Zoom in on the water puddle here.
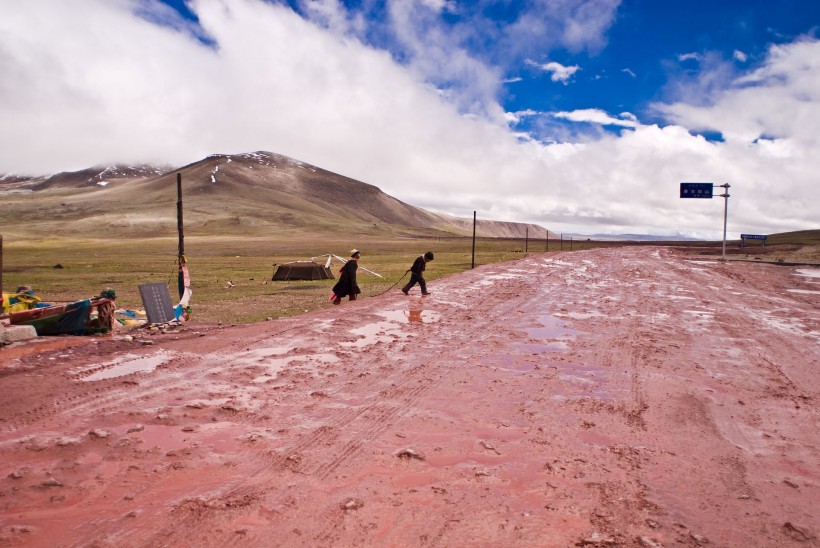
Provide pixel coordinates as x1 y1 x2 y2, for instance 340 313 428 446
77 351 177 381
126 421 260 454
794 268 820 280
341 321 413 349
377 308 441 324
523 315 579 340
251 352 340 383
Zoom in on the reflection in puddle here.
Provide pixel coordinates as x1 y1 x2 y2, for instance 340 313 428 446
78 351 177 381
377 308 441 324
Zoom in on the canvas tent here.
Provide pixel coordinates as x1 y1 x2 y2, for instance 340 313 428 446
272 261 334 281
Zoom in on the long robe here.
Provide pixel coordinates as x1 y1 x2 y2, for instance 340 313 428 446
332 259 360 298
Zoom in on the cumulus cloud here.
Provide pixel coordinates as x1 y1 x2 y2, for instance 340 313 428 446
553 109 639 127
0 0 817 237
526 59 581 83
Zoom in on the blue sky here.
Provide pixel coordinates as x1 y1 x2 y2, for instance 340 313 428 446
2 0 819 237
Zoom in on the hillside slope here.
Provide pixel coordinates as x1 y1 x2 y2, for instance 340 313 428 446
0 152 552 240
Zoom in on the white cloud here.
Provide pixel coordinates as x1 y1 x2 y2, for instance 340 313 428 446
553 109 638 128
733 49 748 62
526 59 581 83
678 52 701 62
622 67 636 78
0 0 817 238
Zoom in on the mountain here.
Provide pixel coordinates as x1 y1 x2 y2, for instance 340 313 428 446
0 151 553 241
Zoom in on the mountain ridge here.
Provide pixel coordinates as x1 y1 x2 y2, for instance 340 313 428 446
0 151 554 241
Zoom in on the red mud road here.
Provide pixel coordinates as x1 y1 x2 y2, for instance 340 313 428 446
1 247 819 547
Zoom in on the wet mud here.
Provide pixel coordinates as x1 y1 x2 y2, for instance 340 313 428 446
1 247 818 546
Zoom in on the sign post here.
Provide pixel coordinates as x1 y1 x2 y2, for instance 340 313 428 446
740 234 767 247
680 182 731 261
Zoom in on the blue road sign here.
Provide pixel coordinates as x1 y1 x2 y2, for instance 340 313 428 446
740 234 767 240
680 182 713 198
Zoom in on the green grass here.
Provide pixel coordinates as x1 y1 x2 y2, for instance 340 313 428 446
1 234 576 324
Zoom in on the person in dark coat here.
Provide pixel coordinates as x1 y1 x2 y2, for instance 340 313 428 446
401 251 434 295
331 250 361 304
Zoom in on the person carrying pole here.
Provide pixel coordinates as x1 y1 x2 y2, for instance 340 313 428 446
401 251 434 296
331 249 362 305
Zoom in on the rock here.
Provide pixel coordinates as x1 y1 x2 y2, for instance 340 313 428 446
395 448 425 461
341 498 364 511
8 471 23 479
0 324 38 345
41 477 63 487
690 532 709 545
577 532 616 545
89 429 111 439
638 536 662 547
56 437 81 447
126 424 145 434
782 522 815 542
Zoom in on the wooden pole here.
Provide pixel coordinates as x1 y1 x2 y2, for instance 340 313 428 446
471 211 476 269
177 173 184 257
525 226 528 254
0 234 3 297
177 173 185 299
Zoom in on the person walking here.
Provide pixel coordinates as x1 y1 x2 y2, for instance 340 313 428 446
402 251 434 295
331 249 362 305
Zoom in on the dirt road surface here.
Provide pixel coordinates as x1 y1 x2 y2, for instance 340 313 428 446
1 247 818 547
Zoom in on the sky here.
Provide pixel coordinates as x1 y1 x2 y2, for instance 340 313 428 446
1 0 819 238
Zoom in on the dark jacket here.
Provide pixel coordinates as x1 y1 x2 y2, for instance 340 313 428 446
332 260 360 298
410 256 426 275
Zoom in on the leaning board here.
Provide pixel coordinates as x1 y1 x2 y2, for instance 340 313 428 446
139 283 175 324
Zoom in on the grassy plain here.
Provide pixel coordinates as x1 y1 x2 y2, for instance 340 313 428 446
0 234 600 324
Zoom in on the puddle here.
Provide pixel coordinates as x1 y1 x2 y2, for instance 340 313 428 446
794 268 820 280
377 308 441 324
523 315 579 339
127 421 260 454
549 362 612 401
77 351 176 381
557 311 605 320
243 346 293 360
251 353 339 382
341 321 412 349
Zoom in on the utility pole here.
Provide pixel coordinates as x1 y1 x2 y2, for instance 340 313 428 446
718 183 730 261
471 211 476 269
177 173 185 298
525 226 528 254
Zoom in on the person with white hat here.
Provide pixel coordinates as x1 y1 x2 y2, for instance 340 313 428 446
331 249 362 305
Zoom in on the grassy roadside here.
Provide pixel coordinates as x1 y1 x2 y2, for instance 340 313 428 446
0 234 601 324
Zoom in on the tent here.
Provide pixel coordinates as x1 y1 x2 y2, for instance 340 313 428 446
272 261 334 281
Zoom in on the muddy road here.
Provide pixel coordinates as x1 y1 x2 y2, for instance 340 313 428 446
1 247 818 547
